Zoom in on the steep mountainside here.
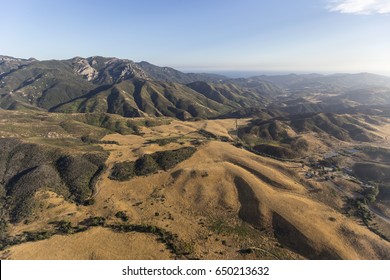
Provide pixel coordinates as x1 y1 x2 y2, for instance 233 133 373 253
0 59 94 110
52 79 232 119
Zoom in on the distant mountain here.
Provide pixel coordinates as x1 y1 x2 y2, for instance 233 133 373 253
137 61 227 83
251 73 390 94
254 73 390 115
186 81 278 108
71 57 228 84
246 73 323 88
0 55 283 119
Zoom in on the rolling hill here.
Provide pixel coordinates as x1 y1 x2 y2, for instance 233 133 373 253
237 112 383 159
1 113 389 260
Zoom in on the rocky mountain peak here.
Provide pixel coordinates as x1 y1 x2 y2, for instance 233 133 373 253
71 56 150 83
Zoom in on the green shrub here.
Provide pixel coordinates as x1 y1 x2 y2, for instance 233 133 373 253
83 198 95 206
153 147 196 171
109 161 136 181
0 218 8 242
81 135 118 145
148 137 180 146
362 185 379 203
24 231 53 242
115 211 129 222
135 154 159 176
198 129 218 139
56 220 73 234
82 216 106 227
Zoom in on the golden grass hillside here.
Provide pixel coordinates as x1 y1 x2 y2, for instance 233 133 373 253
1 117 389 260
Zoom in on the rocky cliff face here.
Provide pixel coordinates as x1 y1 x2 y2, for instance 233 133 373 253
71 56 150 84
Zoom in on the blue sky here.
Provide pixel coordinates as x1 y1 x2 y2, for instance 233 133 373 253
1 0 389 74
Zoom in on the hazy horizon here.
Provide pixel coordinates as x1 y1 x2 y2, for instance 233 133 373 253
3 53 390 80
3 53 390 78
176 68 390 78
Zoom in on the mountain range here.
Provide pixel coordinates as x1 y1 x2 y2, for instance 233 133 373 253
2 55 390 120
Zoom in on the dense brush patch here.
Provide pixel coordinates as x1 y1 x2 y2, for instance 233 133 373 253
0 138 108 222
110 147 197 181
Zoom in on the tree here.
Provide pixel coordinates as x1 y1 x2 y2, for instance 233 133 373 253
363 184 379 203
